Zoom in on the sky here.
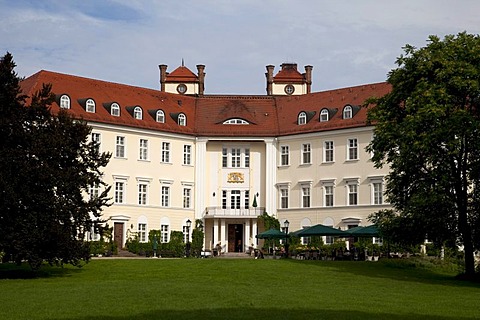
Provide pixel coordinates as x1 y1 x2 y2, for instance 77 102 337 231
1 0 480 95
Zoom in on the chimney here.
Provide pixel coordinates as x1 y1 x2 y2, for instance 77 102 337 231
265 65 274 95
196 64 206 95
158 64 168 92
304 65 313 94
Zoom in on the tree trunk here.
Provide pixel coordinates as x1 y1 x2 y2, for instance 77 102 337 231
458 207 475 276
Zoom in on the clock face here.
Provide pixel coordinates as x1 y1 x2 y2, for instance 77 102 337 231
177 84 187 94
284 84 295 95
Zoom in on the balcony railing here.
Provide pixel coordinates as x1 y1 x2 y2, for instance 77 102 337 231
203 206 264 218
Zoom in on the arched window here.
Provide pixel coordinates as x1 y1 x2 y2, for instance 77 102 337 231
86 99 95 113
60 95 70 109
133 106 142 120
156 110 165 123
223 118 249 125
320 109 329 122
111 103 120 117
178 113 186 126
298 112 307 125
343 105 352 119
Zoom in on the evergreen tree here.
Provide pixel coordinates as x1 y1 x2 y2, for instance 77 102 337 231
0 53 111 269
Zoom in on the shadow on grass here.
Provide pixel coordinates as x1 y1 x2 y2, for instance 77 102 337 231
55 307 473 320
0 262 83 279
285 258 480 288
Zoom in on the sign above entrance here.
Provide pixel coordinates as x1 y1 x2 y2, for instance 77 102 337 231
227 172 244 183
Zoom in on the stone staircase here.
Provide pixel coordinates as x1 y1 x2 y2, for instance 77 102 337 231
216 252 254 259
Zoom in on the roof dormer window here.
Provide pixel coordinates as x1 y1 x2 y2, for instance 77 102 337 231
298 112 307 125
223 118 249 125
178 113 186 126
60 95 70 109
111 103 120 117
156 110 165 123
134 106 142 120
86 99 95 113
320 109 329 122
343 105 353 119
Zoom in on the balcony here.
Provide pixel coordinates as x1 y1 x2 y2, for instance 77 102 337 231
203 206 264 218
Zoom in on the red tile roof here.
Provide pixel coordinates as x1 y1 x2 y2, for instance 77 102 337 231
165 66 198 83
273 65 305 84
20 70 390 138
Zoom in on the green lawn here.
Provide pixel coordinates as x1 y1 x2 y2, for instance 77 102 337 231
0 258 479 320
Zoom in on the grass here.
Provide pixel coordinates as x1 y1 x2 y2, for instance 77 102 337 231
0 258 479 320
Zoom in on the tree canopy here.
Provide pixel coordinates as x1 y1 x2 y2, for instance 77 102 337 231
367 32 480 276
0 52 111 269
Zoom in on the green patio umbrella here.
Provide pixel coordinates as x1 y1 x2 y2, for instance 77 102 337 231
294 224 348 237
346 225 380 237
256 228 287 239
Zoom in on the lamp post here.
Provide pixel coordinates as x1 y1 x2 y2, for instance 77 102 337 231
186 219 192 258
284 220 290 258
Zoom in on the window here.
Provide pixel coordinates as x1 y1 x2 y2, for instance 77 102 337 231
302 143 311 164
139 139 148 160
115 136 125 158
324 141 334 162
60 95 70 109
162 142 170 163
222 190 227 209
156 110 165 123
230 190 241 209
298 112 307 125
183 188 191 208
161 186 170 207
178 113 186 126
223 118 249 124
324 185 334 207
302 186 311 208
183 145 192 165
111 103 120 117
373 182 383 205
91 132 101 151
244 190 250 209
183 225 189 243
138 183 147 205
231 148 241 168
280 188 289 209
134 106 142 120
161 224 169 243
86 99 95 113
343 105 352 119
320 109 329 122
348 184 358 205
89 183 100 200
138 223 147 242
285 84 295 95
347 138 358 160
115 181 125 204
222 148 228 168
280 146 289 166
244 148 250 168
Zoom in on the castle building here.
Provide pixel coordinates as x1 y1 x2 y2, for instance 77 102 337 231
20 62 391 253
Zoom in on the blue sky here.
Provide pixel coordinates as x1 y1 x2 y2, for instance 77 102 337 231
1 0 480 94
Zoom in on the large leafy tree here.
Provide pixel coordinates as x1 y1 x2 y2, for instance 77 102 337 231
0 52 111 269
367 32 480 276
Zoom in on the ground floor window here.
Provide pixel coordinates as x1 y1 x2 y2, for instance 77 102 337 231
138 223 147 242
161 224 169 243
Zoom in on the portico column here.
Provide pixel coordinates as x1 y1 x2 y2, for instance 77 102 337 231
252 220 258 246
220 219 226 252
245 219 251 249
213 219 219 250
195 138 207 220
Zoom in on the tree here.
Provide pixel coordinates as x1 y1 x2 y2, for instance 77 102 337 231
367 32 480 276
0 52 111 269
191 219 204 258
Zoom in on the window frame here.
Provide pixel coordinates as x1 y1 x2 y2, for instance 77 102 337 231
86 98 95 113
161 142 171 163
301 185 311 208
60 95 70 109
134 106 143 120
161 186 170 207
320 109 329 122
324 140 334 163
301 143 311 164
115 136 126 158
183 188 191 209
183 145 192 165
343 105 353 119
139 139 149 161
280 145 290 166
138 223 147 242
111 103 120 117
178 113 186 126
156 110 165 123
114 181 126 204
298 112 307 125
280 187 289 209
347 138 358 160
138 183 148 205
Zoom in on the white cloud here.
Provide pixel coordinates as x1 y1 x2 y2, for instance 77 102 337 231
1 0 479 94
